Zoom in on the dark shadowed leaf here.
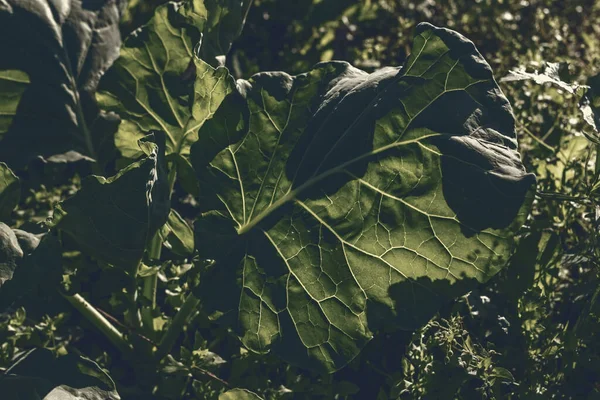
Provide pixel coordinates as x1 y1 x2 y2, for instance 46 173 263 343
0 231 62 311
0 0 125 167
0 222 23 286
0 348 120 400
191 23 535 372
200 0 253 66
48 133 170 271
168 153 200 196
0 162 20 220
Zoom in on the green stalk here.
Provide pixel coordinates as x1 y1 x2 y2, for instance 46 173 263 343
62 292 132 356
141 233 162 332
141 166 178 333
155 293 200 361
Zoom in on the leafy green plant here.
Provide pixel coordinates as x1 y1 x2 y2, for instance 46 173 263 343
8 0 591 399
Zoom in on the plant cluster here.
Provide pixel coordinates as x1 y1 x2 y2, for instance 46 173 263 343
0 0 598 399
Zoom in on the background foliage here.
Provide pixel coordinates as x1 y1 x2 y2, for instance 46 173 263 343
1 0 600 399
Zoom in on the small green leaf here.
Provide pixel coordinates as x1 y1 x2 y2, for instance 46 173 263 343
0 348 120 400
219 388 264 400
0 162 20 219
163 209 195 257
49 133 170 271
490 366 515 381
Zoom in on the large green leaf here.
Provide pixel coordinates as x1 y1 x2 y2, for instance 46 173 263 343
49 133 170 271
97 0 248 162
0 349 120 400
0 0 125 167
0 162 20 220
191 23 536 372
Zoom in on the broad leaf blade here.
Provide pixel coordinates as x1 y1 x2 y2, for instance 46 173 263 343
0 349 120 400
97 0 238 161
0 162 20 220
192 23 536 372
49 133 170 271
0 0 125 167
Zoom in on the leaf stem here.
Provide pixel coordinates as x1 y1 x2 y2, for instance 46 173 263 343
62 292 132 356
141 233 162 332
155 293 200 361
141 166 178 333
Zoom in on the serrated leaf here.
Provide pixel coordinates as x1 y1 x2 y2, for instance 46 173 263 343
500 62 583 94
97 0 242 162
0 349 120 400
0 0 125 167
49 133 170 271
191 23 536 372
0 162 20 220
219 388 264 400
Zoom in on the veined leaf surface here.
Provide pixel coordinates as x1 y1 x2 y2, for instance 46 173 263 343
192 23 536 372
97 0 248 161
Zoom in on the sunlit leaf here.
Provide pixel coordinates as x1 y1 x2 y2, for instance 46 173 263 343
192 23 535 372
97 0 249 162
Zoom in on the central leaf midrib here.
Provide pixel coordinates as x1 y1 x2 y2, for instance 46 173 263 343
236 134 441 235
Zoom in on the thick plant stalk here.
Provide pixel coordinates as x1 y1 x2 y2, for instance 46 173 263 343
62 292 132 356
155 293 200 361
141 167 178 333
141 232 162 332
